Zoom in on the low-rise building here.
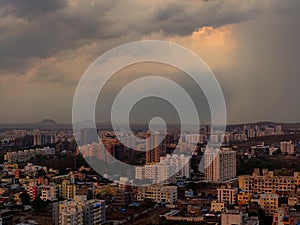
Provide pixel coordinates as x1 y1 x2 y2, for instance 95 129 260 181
260 194 279 216
39 183 58 201
137 185 177 204
113 190 131 207
211 201 225 212
238 192 252 205
4 147 55 163
288 189 300 206
239 168 300 196
0 210 15 225
217 184 237 206
61 180 77 200
53 195 106 225
273 205 300 225
221 211 242 225
26 182 38 200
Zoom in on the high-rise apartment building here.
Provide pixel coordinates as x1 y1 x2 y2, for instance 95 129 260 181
265 127 275 136
33 130 54 146
80 128 98 146
146 131 166 164
247 128 256 138
141 163 176 184
275 125 282 134
185 134 200 144
160 154 191 178
204 148 236 182
280 141 294 154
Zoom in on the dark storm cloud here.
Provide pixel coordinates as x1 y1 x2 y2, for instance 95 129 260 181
149 1 262 35
0 1 120 72
0 0 279 74
0 0 68 17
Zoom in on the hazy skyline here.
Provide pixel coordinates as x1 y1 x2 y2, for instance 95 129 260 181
1 0 300 124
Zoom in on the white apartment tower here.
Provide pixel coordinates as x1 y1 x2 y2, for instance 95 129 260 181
204 148 236 182
142 163 175 185
280 141 294 154
160 154 191 178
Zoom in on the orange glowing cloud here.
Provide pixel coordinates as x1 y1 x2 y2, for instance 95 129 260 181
169 25 237 71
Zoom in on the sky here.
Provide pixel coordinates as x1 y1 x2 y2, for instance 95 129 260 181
0 0 300 124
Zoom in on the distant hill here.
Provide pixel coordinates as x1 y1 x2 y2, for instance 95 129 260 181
0 119 72 129
36 119 58 125
1 119 300 130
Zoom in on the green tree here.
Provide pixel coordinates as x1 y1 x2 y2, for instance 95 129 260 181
32 195 50 211
19 191 31 205
186 182 197 191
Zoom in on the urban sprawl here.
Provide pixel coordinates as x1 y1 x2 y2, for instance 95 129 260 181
0 122 300 225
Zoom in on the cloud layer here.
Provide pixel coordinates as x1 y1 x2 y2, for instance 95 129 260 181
0 0 300 123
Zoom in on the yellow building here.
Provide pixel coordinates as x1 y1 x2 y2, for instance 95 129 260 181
238 192 252 205
61 180 77 200
94 184 117 197
211 201 225 212
260 194 278 216
53 197 84 225
239 168 300 196
14 192 22 205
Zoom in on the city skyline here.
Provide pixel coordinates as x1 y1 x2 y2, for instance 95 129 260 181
1 1 300 225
